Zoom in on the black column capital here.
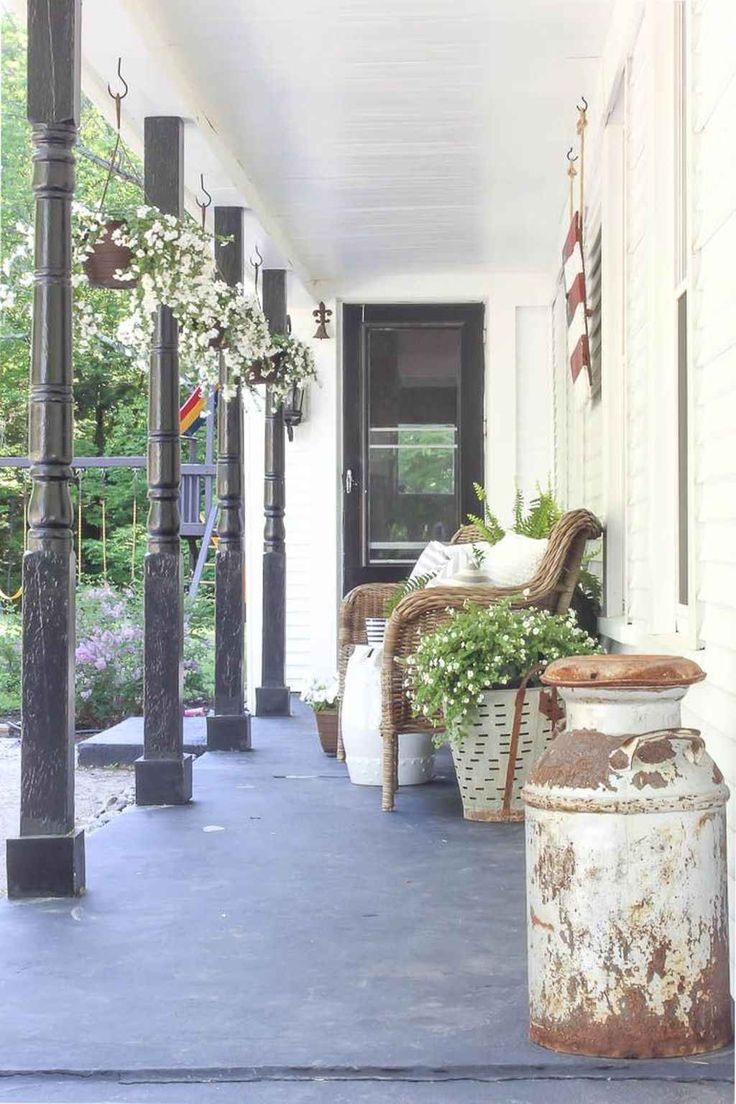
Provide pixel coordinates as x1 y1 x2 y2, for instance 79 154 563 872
143 117 184 217
27 0 81 126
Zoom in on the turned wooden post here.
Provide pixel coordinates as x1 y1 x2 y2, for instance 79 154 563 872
206 207 250 750
6 0 85 899
135 117 193 805
255 270 290 716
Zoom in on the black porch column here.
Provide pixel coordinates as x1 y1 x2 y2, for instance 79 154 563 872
135 117 192 805
255 270 290 716
206 208 250 750
6 0 85 898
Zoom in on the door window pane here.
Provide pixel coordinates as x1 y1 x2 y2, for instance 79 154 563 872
366 327 460 563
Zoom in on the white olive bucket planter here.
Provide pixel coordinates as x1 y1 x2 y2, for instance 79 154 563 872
342 644 434 786
451 686 557 821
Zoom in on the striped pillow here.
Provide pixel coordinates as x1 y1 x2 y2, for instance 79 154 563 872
409 541 451 582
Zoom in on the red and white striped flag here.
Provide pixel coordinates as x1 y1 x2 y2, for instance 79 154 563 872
562 211 590 385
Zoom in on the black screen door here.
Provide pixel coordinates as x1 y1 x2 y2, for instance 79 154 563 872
342 303 484 594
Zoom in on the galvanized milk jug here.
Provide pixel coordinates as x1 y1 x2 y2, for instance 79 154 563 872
523 654 732 1058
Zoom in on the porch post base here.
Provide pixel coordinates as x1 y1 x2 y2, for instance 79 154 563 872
255 686 291 717
206 713 252 751
135 754 194 806
6 829 86 899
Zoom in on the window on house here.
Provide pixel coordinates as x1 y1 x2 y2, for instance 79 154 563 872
674 0 690 612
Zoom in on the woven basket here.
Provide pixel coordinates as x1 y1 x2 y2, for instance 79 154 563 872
83 219 137 290
314 710 338 756
451 687 557 822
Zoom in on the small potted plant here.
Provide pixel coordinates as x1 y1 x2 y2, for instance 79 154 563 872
404 600 599 821
301 675 340 755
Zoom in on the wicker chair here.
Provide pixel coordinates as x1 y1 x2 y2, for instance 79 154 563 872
337 508 602 811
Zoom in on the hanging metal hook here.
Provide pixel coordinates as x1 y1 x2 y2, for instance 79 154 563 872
196 174 212 230
107 58 129 131
577 95 589 113
250 244 263 297
566 147 578 163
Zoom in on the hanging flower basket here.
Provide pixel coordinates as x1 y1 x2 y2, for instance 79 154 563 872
243 335 316 406
82 218 138 290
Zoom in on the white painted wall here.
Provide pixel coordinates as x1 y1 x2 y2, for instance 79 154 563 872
516 306 554 500
552 0 736 974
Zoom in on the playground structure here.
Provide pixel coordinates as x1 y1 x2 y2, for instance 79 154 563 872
0 384 219 600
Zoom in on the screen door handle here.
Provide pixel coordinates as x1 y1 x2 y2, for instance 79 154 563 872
344 468 357 494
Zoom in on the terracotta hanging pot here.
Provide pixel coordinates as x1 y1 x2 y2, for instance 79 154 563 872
83 219 137 290
246 348 286 387
209 325 227 351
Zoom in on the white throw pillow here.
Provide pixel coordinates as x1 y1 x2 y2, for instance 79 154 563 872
484 532 547 587
409 540 451 581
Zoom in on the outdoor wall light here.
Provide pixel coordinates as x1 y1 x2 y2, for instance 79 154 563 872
283 382 306 441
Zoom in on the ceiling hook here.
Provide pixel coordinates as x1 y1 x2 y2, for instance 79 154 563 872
107 58 129 133
577 95 588 113
249 244 263 297
196 174 212 230
566 147 578 163
107 57 129 101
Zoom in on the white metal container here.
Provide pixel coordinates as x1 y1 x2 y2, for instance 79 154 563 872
523 655 732 1058
341 645 434 786
452 687 558 821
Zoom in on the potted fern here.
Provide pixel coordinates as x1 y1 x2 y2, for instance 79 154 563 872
468 482 602 634
404 600 599 821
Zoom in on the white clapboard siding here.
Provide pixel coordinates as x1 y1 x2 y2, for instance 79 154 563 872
691 0 736 937
553 1 736 966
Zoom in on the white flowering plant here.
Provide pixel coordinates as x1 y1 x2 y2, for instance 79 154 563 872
77 207 273 392
300 674 340 713
246 332 317 407
404 600 600 748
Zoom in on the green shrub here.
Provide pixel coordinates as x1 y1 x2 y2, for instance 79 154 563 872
0 604 22 713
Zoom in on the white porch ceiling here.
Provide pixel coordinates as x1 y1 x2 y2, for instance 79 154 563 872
27 0 613 291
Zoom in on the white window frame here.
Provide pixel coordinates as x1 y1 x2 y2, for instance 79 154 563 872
673 0 699 647
601 70 627 621
599 0 701 654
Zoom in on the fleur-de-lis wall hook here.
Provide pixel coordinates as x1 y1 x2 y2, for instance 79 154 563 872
313 301 332 339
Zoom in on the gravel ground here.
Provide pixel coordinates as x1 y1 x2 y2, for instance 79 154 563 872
0 733 134 897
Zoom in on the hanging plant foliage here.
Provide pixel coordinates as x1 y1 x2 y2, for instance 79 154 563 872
244 333 318 407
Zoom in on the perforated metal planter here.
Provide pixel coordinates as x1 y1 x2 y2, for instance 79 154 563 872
452 687 557 821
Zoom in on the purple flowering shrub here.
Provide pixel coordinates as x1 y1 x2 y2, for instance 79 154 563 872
75 585 212 728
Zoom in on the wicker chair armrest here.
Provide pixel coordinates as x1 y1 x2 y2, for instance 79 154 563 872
339 582 402 648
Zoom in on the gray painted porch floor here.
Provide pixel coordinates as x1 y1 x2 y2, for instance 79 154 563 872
0 702 732 1103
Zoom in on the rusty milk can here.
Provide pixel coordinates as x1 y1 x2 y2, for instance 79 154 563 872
522 654 732 1058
